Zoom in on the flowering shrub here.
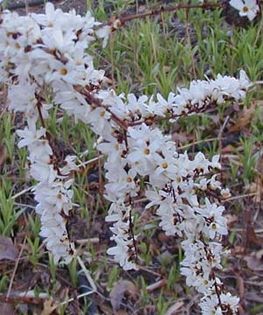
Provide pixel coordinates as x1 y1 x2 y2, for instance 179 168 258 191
0 2 254 314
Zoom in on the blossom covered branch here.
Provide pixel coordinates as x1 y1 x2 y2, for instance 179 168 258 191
0 2 252 314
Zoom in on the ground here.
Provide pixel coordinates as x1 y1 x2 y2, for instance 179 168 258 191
0 1 263 315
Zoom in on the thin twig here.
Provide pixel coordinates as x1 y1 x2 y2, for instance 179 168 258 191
137 266 162 277
77 155 104 168
146 279 166 292
76 238 100 245
6 237 27 299
11 186 34 200
58 291 95 307
224 193 257 202
77 256 97 292
179 137 220 150
110 3 221 28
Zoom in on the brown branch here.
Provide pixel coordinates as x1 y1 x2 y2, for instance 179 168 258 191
109 2 221 28
0 293 46 305
35 99 46 129
75 84 220 134
126 101 217 128
75 86 129 131
201 234 224 311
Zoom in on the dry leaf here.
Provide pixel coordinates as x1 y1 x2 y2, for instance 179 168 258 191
172 132 189 144
229 102 257 132
0 303 16 315
246 225 263 246
165 301 184 315
244 251 263 271
0 144 6 168
110 280 138 311
233 271 245 299
225 214 238 228
0 86 8 114
0 236 18 261
254 149 263 203
246 292 263 303
40 299 57 315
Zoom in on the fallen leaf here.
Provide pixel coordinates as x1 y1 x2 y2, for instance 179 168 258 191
246 292 263 303
256 249 263 260
244 251 263 271
225 214 238 228
231 246 246 255
233 271 245 299
110 280 138 311
172 132 190 144
0 144 6 168
40 299 57 315
229 102 257 132
0 303 16 315
146 279 166 292
165 301 184 315
0 236 18 261
0 86 8 114
246 225 263 246
254 149 263 203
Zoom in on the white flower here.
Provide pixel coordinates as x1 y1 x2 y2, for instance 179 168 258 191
197 199 228 239
200 292 239 315
17 126 46 148
157 201 182 236
86 107 113 140
127 124 165 176
8 83 38 118
60 155 78 175
106 203 137 270
30 161 57 183
220 293 240 313
229 0 259 21
96 25 111 48
31 2 60 27
97 139 125 163
199 294 221 315
107 236 137 270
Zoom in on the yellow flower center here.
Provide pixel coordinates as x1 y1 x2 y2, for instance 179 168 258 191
162 162 168 169
211 223 217 230
144 148 150 155
242 6 249 13
59 67 68 76
127 176 133 182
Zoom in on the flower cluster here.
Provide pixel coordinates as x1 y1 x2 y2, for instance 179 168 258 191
96 70 250 124
0 3 252 314
95 72 250 314
229 0 260 21
0 3 109 262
